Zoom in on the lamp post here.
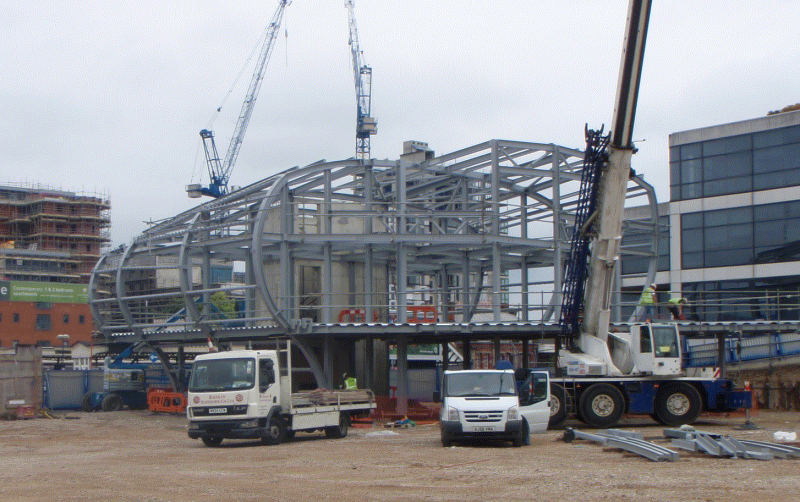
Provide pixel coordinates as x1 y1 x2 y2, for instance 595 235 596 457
56 333 70 370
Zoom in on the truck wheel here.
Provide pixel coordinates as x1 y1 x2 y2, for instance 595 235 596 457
202 436 223 447
548 384 568 428
262 416 287 445
655 383 702 427
578 383 624 428
101 394 123 412
325 413 350 439
81 393 95 412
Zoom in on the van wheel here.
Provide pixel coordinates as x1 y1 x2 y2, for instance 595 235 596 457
202 436 223 447
548 384 567 428
578 383 624 428
441 430 453 447
325 413 350 439
513 419 529 447
262 416 287 445
655 383 702 427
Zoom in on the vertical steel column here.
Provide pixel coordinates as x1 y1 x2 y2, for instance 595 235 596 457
396 334 408 415
364 165 374 324
520 193 529 321
491 141 502 321
280 187 292 318
201 211 211 325
493 337 501 368
521 339 529 370
397 161 408 324
323 171 333 323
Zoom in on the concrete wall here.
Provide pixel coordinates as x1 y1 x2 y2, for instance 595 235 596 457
0 345 42 414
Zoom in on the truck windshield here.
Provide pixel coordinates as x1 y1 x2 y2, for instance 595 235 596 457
188 358 255 392
444 372 516 397
652 326 680 358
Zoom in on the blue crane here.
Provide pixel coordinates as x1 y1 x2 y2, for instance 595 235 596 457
188 0 290 199
346 0 377 160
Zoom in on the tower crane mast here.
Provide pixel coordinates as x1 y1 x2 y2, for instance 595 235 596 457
346 0 377 160
188 0 290 198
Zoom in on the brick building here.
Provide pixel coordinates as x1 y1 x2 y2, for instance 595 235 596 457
0 184 110 346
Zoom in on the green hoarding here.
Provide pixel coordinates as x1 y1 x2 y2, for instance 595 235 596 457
0 280 88 304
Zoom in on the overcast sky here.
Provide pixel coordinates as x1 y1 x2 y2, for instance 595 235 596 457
3 1 799 247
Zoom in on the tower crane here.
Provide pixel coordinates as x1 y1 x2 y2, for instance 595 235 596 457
345 0 377 160
187 0 290 199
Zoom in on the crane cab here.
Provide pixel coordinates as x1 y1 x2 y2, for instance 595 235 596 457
630 324 682 376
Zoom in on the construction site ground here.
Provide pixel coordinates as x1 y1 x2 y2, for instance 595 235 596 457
2 410 799 502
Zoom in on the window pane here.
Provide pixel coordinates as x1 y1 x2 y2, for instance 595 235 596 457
754 220 788 247
681 212 703 229
680 142 702 160
753 125 800 149
682 183 702 199
705 206 751 226
703 134 751 156
704 176 751 197
681 158 702 184
704 248 752 268
669 146 680 163
682 228 704 252
35 314 51 331
682 252 704 269
754 202 786 221
704 152 751 180
753 144 800 173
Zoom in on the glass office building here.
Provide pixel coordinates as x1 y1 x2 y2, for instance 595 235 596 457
665 110 800 321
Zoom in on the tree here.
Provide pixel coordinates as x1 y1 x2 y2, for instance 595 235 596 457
210 291 236 317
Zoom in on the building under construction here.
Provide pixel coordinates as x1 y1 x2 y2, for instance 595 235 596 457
89 139 662 398
0 183 110 346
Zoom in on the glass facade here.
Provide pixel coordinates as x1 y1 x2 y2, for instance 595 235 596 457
681 200 800 269
682 279 800 322
670 124 800 201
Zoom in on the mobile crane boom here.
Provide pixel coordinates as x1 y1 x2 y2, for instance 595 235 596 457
346 0 377 160
188 0 290 198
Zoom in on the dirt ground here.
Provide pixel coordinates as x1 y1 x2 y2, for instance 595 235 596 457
2 410 800 502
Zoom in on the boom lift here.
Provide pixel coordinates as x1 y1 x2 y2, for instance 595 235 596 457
187 0 291 198
542 0 751 428
345 0 377 160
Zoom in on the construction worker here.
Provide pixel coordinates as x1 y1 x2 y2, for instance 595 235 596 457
639 283 657 322
667 295 687 320
343 373 357 390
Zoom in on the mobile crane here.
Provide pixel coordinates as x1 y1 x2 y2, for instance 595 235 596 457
345 0 377 160
187 0 290 199
532 0 752 429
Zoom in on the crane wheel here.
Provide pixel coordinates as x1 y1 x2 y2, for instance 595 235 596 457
654 382 702 426
578 383 624 428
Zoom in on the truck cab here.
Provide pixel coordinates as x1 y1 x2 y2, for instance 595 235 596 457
438 369 550 447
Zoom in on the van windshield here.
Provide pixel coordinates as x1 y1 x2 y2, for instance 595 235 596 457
444 372 516 397
189 358 255 392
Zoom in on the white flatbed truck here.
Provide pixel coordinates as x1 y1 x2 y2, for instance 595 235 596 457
187 348 375 447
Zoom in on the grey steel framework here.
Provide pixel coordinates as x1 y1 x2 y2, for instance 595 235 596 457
89 139 660 388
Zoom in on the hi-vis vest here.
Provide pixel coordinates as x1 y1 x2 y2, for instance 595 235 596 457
640 287 656 305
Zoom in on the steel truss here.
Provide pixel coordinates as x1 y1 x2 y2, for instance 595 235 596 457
89 139 660 388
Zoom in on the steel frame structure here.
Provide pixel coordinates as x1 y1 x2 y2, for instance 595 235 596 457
89 139 660 388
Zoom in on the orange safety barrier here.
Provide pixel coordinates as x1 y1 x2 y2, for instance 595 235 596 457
147 388 187 414
338 309 379 323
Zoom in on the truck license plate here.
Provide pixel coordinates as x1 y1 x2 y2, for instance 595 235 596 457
473 426 495 432
209 408 227 414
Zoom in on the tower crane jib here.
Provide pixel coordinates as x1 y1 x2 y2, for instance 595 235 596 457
346 0 377 160
188 0 291 199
